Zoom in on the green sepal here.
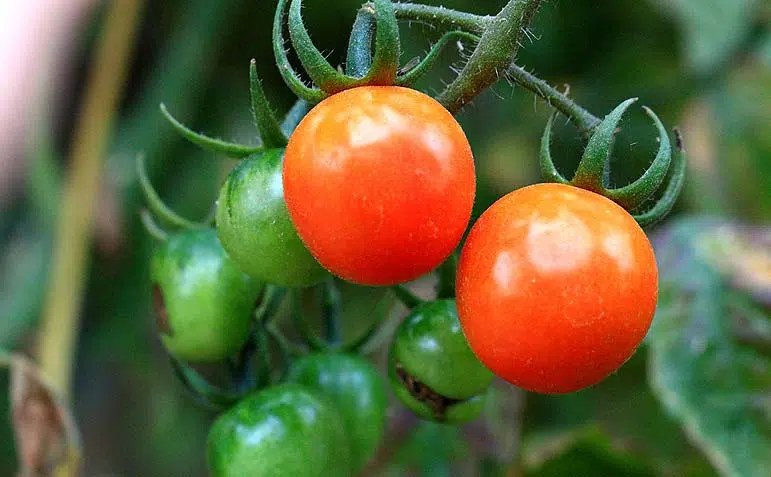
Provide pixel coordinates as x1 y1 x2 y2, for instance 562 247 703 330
391 284 425 309
395 31 480 88
249 59 288 149
160 104 263 158
288 0 400 94
605 106 671 209
539 113 570 184
136 153 206 230
272 0 328 103
346 9 375 78
139 208 169 242
572 97 638 192
169 335 258 411
633 129 687 228
281 99 313 136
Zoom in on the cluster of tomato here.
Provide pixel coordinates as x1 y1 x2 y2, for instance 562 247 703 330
148 83 660 475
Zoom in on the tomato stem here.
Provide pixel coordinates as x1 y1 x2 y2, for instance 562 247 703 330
322 278 343 347
437 0 543 114
385 2 491 32
507 64 601 138
436 253 458 300
391 285 424 309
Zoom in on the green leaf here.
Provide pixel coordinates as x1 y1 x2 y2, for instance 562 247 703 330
523 427 655 477
652 0 758 74
648 217 771 477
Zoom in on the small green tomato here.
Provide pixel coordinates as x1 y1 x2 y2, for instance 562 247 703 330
207 384 352 477
150 228 261 362
215 150 327 287
389 299 493 423
287 353 387 471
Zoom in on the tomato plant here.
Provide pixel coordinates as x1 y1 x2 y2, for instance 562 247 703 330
283 86 475 286
207 383 352 477
9 0 728 473
150 228 262 362
215 150 327 287
456 183 659 393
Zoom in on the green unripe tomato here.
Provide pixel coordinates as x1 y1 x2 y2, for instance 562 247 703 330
150 228 261 362
287 353 387 471
215 150 327 287
207 384 352 477
389 299 494 423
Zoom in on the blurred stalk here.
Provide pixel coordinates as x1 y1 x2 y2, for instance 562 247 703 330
36 0 144 408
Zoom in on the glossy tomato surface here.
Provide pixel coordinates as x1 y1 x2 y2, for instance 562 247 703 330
207 384 352 477
456 183 658 394
216 150 327 287
283 86 475 286
287 353 387 471
150 228 262 362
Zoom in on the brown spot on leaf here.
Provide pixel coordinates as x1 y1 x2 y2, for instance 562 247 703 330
152 284 173 336
394 361 463 422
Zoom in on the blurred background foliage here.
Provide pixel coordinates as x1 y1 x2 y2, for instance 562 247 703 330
0 0 769 475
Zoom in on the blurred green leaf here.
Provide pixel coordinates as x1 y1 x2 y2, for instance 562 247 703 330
648 217 771 477
387 421 470 476
523 426 654 477
652 0 758 73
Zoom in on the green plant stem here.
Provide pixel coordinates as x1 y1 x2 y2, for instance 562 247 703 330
36 0 144 403
438 0 543 114
507 64 601 137
436 254 457 300
391 284 424 309
385 2 491 32
322 278 342 347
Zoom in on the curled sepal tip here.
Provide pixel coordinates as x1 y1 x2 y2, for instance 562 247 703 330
395 31 480 88
604 106 671 210
286 0 399 94
540 99 681 217
136 153 207 231
539 113 569 184
572 97 638 192
249 60 288 149
633 129 686 228
272 0 328 103
160 104 263 158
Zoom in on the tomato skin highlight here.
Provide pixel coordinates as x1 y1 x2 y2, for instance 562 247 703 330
283 86 475 286
287 353 387 471
206 384 352 477
215 150 327 287
456 183 658 394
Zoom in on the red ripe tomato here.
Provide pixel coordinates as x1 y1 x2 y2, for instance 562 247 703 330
456 183 658 394
283 86 475 286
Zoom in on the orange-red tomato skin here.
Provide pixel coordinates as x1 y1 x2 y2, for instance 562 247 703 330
283 86 475 286
456 183 658 394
